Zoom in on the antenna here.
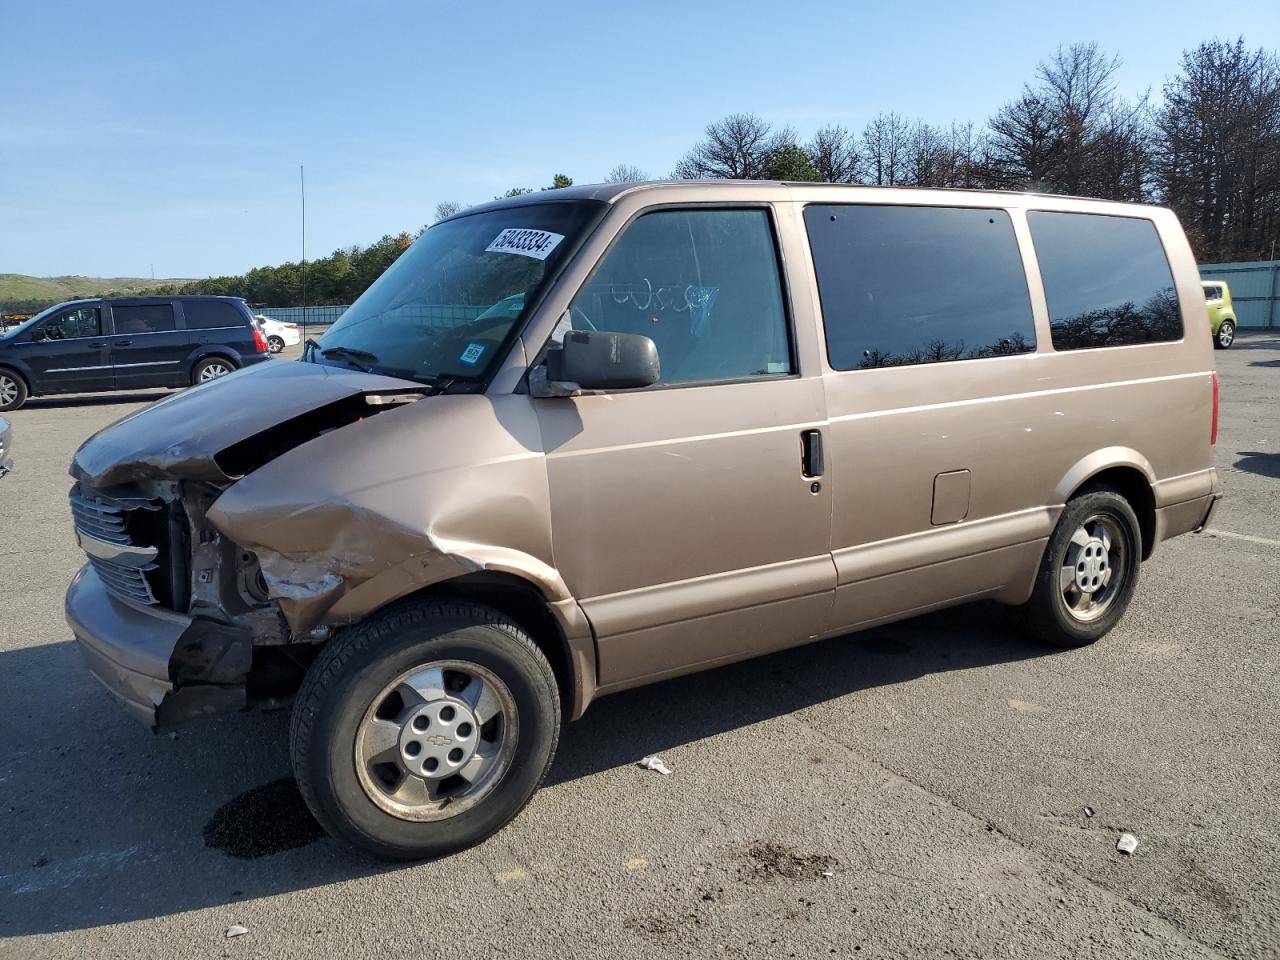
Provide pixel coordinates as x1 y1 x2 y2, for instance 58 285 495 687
300 164 307 343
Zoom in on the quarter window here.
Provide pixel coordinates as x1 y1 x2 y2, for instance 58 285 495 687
803 205 1036 370
1028 212 1182 350
42 307 101 340
183 300 246 329
567 209 792 385
112 303 177 334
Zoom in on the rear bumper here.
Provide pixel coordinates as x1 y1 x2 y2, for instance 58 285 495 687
66 564 250 730
1195 491 1223 533
240 353 272 368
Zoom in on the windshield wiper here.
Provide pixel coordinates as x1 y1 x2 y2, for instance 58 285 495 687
317 345 380 373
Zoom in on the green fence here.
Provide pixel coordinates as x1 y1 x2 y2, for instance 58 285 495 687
1199 260 1280 329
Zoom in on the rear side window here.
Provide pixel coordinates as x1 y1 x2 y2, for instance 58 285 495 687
804 205 1036 370
1028 212 1182 350
183 300 247 329
1203 285 1222 302
568 208 791 385
112 303 176 334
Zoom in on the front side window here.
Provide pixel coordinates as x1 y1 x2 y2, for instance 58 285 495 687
42 306 101 340
1028 212 1182 350
319 201 603 383
112 303 176 334
804 205 1036 370
567 208 791 385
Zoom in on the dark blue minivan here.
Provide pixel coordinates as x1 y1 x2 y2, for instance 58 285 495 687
0 296 271 411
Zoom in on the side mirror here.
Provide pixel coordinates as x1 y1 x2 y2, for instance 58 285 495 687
533 330 660 397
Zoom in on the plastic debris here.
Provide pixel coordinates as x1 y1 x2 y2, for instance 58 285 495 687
821 869 835 878
637 755 672 776
1084 806 1095 818
226 925 249 939
1116 833 1139 855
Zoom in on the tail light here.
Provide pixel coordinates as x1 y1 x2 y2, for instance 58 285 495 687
1211 371 1219 446
284 323 298 330
252 327 269 353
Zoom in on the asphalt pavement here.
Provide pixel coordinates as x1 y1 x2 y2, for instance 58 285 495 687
1 336 1277 959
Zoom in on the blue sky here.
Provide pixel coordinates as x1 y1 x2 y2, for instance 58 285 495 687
1 0 1276 279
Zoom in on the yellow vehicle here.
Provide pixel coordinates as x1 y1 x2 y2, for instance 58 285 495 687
1203 280 1237 349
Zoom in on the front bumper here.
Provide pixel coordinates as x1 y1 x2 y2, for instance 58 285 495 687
66 564 251 729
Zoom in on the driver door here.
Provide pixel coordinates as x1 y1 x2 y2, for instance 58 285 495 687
533 207 835 692
21 305 112 393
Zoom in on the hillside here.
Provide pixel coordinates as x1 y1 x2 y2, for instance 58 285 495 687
0 273 195 306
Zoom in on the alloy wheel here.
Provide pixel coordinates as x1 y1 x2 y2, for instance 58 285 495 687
1059 514 1127 623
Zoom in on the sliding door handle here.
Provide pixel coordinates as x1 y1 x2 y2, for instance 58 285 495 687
801 429 824 478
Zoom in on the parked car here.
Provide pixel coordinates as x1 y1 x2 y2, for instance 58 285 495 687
254 314 302 353
1202 280 1237 349
65 182 1221 860
0 296 271 411
0 416 11 478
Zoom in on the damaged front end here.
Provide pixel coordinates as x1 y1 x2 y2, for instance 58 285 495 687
65 361 436 729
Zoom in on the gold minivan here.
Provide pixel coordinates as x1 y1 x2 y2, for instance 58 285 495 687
66 182 1221 858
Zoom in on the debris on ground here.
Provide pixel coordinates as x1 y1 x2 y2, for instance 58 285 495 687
741 841 839 882
1084 806 1095 818
637 756 672 776
821 868 835 878
1116 833 1139 855
226 925 249 939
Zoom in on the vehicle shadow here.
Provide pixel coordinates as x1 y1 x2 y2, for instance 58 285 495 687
1233 451 1280 479
0 603 1050 936
20 391 173 410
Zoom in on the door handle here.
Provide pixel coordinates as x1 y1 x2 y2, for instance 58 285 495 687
114 339 132 347
801 429 824 478
89 342 106 348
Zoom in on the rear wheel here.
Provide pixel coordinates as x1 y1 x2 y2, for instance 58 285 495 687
267 335 285 354
1215 320 1235 349
1018 488 1141 648
290 599 560 860
0 370 27 412
192 357 235 384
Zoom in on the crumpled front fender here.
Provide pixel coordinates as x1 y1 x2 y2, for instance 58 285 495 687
206 393 564 636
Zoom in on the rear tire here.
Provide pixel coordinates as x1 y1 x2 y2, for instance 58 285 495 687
267 336 285 354
1018 487 1141 648
192 356 236 384
0 369 27 412
290 599 560 860
1214 320 1235 349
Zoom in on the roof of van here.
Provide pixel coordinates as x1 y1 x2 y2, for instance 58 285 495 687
453 179 1166 217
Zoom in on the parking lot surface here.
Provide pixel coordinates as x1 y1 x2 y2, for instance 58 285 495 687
1 337 1277 959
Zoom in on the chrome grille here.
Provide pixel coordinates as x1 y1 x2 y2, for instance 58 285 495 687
70 491 159 605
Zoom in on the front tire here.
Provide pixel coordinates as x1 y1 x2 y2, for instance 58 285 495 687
0 369 28 412
290 600 560 860
1215 320 1235 349
1018 487 1141 648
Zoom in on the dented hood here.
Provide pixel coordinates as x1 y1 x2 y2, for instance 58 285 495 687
71 360 427 488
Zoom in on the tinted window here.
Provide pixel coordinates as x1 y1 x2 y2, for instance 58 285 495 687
184 300 246 329
568 209 791 384
42 306 101 340
1203 285 1222 302
1028 212 1182 350
112 303 176 334
804 205 1035 370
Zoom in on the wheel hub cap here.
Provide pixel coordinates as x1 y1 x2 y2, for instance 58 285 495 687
1074 537 1109 593
397 698 480 779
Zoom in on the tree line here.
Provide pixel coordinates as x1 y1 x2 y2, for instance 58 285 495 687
22 36 1271 313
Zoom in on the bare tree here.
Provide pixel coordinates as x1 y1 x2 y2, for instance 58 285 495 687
1156 39 1280 261
433 200 464 222
986 93 1061 191
861 112 911 185
806 125 860 182
605 163 650 182
674 113 793 179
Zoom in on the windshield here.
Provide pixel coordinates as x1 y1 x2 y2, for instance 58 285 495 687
1 302 64 340
317 201 602 383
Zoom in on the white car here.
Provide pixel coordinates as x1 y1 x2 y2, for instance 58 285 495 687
253 314 302 354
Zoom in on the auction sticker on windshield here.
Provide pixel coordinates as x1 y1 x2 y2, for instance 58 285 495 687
485 228 565 260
